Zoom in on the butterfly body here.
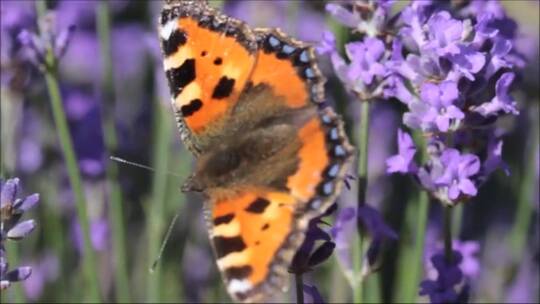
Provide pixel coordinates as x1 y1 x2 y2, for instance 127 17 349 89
159 1 353 302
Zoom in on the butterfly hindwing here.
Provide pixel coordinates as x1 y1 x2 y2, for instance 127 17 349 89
206 189 303 302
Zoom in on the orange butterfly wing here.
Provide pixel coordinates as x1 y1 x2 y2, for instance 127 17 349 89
160 0 257 155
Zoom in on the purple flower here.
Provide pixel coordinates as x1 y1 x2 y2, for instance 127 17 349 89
316 30 336 56
0 178 39 289
16 110 44 173
386 129 417 174
473 72 518 117
326 1 394 36
452 241 480 279
290 206 337 275
481 138 510 178
303 283 325 304
1 249 32 290
71 217 109 253
22 252 59 300
64 90 105 178
420 250 464 304
347 38 387 86
225 1 325 42
332 205 397 278
16 12 75 71
0 1 37 90
435 149 480 201
404 81 464 132
423 12 464 57
325 3 361 29
327 37 394 99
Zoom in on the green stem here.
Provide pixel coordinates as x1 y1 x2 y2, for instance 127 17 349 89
395 131 429 302
146 103 173 302
509 103 539 260
295 273 304 304
96 1 130 302
353 101 370 303
407 190 429 302
357 102 370 206
443 206 453 264
36 1 101 300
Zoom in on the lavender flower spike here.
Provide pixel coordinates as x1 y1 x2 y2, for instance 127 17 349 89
1 178 40 290
16 12 75 71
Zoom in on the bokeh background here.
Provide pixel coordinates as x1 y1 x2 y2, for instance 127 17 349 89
1 0 538 303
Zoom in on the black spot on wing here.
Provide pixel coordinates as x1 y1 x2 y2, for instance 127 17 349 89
261 223 270 231
213 213 234 226
213 236 246 258
224 265 252 280
214 57 223 65
244 198 270 214
212 76 235 99
166 59 196 97
180 99 202 117
162 30 187 56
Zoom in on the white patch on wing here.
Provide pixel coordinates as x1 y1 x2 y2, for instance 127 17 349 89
228 279 252 294
213 220 241 237
175 82 201 107
160 20 177 40
217 250 251 269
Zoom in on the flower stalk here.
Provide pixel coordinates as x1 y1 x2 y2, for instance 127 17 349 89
295 273 304 304
443 206 453 264
96 1 130 301
146 101 174 302
354 100 371 303
35 1 101 301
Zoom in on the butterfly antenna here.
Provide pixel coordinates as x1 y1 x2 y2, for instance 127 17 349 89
109 156 183 178
150 212 180 273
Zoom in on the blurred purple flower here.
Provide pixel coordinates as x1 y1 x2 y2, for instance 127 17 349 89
16 12 75 71
325 0 394 36
506 251 539 303
453 241 480 279
16 109 44 174
64 90 105 178
420 250 463 304
386 129 417 174
316 30 336 56
303 283 325 304
1 1 38 90
325 3 361 29
71 217 109 253
182 242 213 302
0 178 39 289
225 1 325 42
332 205 397 278
22 252 59 300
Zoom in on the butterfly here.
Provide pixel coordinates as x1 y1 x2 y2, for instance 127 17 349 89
159 0 353 302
